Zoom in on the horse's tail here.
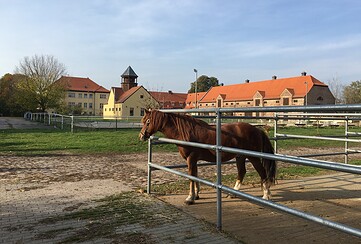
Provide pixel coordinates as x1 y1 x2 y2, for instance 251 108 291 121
261 130 277 184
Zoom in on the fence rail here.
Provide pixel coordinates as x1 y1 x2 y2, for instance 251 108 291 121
146 104 361 237
25 112 143 132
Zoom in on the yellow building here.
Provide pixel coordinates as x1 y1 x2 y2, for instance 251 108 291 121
56 76 110 115
103 66 159 118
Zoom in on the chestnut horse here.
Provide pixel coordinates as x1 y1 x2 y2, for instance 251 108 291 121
139 109 276 205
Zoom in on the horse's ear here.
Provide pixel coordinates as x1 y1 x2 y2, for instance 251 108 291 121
145 109 150 114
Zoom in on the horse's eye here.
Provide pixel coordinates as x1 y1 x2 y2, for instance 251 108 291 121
146 119 150 124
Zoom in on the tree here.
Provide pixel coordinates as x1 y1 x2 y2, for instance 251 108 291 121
326 77 345 104
57 103 83 115
343 80 361 104
188 75 220 93
0 73 25 116
141 95 160 110
14 55 67 112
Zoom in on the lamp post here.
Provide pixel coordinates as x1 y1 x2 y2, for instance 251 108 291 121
194 69 198 108
305 81 308 106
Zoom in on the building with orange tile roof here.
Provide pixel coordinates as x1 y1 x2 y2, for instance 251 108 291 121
150 91 187 109
56 76 110 115
185 92 207 109
196 72 335 116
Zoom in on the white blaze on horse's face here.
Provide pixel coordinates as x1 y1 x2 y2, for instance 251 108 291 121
139 115 152 141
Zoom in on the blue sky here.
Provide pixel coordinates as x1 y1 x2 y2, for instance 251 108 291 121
1 0 360 92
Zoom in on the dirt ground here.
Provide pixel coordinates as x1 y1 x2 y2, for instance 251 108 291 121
1 150 360 243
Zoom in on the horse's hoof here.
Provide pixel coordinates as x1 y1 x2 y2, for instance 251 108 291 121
184 200 195 205
195 196 200 200
262 195 271 200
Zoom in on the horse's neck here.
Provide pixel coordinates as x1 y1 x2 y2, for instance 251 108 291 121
160 116 183 140
160 121 180 140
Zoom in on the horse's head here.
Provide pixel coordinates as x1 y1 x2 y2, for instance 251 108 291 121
139 109 158 141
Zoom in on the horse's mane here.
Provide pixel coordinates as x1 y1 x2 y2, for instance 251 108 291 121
151 110 210 141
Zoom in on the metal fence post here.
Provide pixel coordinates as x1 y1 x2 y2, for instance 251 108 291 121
61 115 64 130
345 116 349 164
71 116 74 133
216 109 222 230
274 113 278 154
147 138 153 194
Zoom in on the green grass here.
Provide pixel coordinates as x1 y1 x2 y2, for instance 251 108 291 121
0 126 359 156
0 129 177 155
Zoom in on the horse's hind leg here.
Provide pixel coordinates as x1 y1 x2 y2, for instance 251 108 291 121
195 181 200 200
233 155 246 191
262 180 272 200
249 157 272 200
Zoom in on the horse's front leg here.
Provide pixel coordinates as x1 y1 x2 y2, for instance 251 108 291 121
233 156 246 191
185 157 198 205
228 155 246 198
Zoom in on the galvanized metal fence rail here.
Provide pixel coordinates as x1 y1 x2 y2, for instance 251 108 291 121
146 104 361 238
25 112 142 132
273 112 361 164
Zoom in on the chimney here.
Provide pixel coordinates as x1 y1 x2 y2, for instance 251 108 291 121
272 75 277 80
245 79 250 83
301 71 307 76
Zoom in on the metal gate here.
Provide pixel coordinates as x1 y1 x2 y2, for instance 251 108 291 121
146 104 361 238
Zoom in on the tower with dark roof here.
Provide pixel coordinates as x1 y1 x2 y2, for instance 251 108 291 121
121 66 138 92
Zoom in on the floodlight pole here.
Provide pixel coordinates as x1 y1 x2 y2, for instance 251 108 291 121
194 69 198 108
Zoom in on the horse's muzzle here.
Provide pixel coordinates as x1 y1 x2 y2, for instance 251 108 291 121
139 131 149 141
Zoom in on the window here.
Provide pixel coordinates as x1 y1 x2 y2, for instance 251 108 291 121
255 99 261 106
68 93 75 98
89 103 93 109
140 95 144 99
317 96 324 101
140 108 145 116
78 93 82 98
100 103 104 109
84 103 87 108
78 103 82 106
100 94 107 99
84 94 88 99
282 98 289 105
293 99 298 103
89 94 93 99
130 107 134 116
68 102 75 106
217 100 222 107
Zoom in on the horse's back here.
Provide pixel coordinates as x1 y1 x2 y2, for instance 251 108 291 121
221 122 267 150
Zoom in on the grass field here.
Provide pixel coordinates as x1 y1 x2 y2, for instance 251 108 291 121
0 128 176 155
1 126 359 155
